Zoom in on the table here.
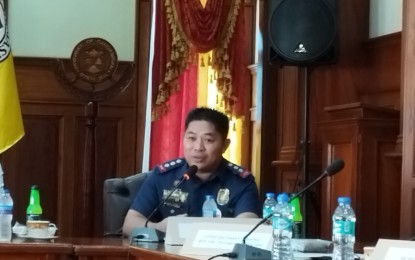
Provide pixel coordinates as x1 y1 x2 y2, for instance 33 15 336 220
129 243 196 260
0 237 72 260
0 237 197 260
61 237 130 260
0 237 128 260
0 237 363 260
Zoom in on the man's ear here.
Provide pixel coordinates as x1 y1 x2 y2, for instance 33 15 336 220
222 139 231 153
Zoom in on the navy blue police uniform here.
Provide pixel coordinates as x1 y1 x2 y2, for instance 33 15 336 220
130 158 261 222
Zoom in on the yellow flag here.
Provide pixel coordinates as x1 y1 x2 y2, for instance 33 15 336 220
0 1 24 154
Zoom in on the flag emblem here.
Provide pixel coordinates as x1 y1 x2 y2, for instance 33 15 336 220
0 0 25 154
0 0 11 62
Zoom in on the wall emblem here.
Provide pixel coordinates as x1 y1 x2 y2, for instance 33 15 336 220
71 38 117 83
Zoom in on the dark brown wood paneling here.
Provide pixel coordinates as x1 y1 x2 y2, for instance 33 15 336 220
4 114 61 225
360 33 401 109
400 0 415 239
134 0 152 171
241 1 255 170
320 103 400 247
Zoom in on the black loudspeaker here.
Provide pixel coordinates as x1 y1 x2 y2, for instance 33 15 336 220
268 0 337 65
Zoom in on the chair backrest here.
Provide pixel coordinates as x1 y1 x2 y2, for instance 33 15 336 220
103 171 149 236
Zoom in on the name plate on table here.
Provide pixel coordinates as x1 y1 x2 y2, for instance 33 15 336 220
371 239 415 260
179 222 272 257
165 216 269 245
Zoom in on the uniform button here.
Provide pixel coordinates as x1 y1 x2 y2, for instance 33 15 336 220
176 159 182 163
170 209 175 214
164 163 170 168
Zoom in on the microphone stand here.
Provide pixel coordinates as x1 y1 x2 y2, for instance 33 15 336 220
241 171 329 246
130 169 195 243
144 174 190 228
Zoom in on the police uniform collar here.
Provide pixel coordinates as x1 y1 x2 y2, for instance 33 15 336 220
219 158 252 179
156 158 186 173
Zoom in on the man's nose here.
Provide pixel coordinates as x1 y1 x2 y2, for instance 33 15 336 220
194 139 205 150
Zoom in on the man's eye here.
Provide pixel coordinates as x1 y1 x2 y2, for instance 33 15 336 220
188 136 196 141
204 139 214 143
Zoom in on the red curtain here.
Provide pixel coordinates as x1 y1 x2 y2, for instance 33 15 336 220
150 0 247 166
149 64 198 168
171 0 234 52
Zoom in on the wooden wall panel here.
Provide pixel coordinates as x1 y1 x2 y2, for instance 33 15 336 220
134 0 152 170
3 98 138 237
360 33 401 109
320 130 356 240
400 0 415 239
4 114 61 226
319 104 400 247
377 141 401 238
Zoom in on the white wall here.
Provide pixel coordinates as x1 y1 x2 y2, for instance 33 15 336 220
369 0 402 38
8 0 135 61
7 0 403 59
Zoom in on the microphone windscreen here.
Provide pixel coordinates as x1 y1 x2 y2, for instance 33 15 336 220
187 165 198 177
325 159 345 176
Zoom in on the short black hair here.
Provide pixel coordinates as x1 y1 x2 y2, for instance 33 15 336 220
185 107 229 140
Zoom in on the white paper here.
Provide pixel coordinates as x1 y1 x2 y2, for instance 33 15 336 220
385 247 415 260
191 230 271 250
180 222 272 257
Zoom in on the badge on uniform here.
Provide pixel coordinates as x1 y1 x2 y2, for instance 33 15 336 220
217 188 230 206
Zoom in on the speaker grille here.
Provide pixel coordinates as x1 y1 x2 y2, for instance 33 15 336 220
269 0 336 64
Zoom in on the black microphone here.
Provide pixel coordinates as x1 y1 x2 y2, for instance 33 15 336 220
230 159 345 260
130 165 198 243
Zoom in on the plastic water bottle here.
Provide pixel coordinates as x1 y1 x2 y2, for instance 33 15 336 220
0 188 13 242
263 192 276 224
332 196 356 260
272 193 294 260
290 195 303 238
202 195 219 217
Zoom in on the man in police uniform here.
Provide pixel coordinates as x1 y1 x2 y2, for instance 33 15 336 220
123 107 260 235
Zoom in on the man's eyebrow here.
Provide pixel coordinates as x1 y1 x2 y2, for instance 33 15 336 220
185 131 216 137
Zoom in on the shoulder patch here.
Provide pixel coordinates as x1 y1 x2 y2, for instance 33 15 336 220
226 161 252 179
156 158 185 173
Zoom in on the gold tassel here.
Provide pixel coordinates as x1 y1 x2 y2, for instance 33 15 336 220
208 55 212 66
200 56 205 67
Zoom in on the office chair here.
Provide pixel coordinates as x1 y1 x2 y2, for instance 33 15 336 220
103 171 150 236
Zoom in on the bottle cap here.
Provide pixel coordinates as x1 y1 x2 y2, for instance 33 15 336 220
337 196 351 204
205 194 214 200
31 185 39 190
277 193 289 203
265 192 275 199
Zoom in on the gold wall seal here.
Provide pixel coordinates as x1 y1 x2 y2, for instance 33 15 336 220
71 38 117 83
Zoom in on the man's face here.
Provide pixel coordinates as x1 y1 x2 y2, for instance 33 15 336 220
183 120 229 173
